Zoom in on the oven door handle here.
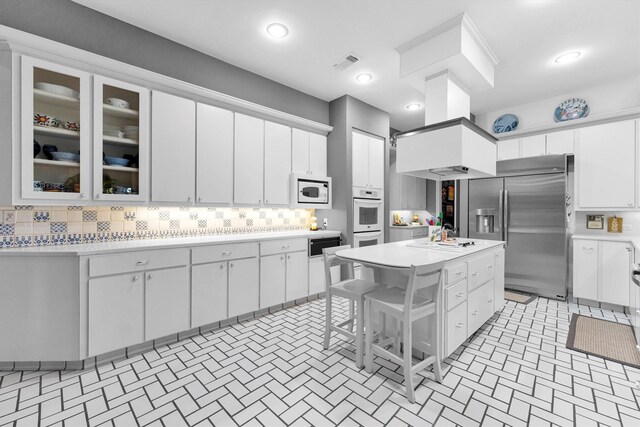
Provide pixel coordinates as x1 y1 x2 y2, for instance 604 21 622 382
354 199 382 205
632 263 640 287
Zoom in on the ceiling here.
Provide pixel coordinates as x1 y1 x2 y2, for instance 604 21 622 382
73 0 640 131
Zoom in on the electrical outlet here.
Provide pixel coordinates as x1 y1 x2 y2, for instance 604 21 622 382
323 218 328 228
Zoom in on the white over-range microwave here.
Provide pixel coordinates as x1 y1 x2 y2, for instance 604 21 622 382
290 174 332 209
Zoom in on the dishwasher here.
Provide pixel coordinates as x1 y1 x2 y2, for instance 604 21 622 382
308 236 342 295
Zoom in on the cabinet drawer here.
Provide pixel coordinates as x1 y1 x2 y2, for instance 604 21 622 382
260 239 307 256
445 263 467 285
192 243 258 264
90 248 189 277
468 253 494 291
446 279 467 311
446 301 467 356
467 280 495 334
411 228 428 238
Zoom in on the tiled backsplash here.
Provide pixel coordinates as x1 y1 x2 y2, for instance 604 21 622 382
0 206 313 248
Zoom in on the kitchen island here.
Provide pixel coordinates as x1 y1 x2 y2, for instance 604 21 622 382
336 238 505 358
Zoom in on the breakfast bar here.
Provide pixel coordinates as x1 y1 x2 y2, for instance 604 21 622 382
336 238 505 358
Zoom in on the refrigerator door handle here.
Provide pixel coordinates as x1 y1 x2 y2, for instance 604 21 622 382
504 189 509 245
499 189 504 241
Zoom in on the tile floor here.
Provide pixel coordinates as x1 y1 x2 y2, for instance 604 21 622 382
1 297 640 427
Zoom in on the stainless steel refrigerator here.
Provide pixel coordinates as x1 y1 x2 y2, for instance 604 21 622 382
466 155 568 299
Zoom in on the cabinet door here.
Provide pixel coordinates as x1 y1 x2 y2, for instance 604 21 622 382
519 134 546 158
600 242 631 306
497 139 519 161
414 178 427 210
196 104 233 204
151 91 196 203
93 76 149 202
546 130 574 155
573 240 598 301
234 114 264 205
401 175 415 209
467 280 494 333
309 133 327 176
577 121 636 209
291 129 310 174
228 257 259 316
260 254 286 308
445 300 467 357
308 256 326 295
22 56 92 202
145 266 190 340
352 132 369 187
88 273 144 356
286 251 309 301
494 249 505 312
264 121 291 205
368 136 385 190
192 262 228 327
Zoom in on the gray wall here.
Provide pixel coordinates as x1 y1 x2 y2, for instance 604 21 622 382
0 0 329 125
318 95 390 243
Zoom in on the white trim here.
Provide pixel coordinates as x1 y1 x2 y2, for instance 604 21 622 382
0 25 332 135
495 107 640 140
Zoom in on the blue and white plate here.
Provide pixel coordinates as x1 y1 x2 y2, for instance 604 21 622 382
554 98 589 122
492 114 519 133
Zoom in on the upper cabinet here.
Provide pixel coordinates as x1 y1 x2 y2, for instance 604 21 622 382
576 120 636 209
497 130 574 161
292 129 327 176
352 131 384 190
151 91 196 204
93 76 149 202
22 56 91 201
196 103 234 205
234 114 264 205
264 122 292 206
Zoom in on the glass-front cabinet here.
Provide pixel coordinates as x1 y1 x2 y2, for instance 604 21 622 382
93 76 149 201
21 56 91 201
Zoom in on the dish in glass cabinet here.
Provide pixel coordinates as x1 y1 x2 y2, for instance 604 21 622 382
554 98 589 122
35 82 79 99
34 113 60 128
106 97 130 109
492 113 519 133
104 156 130 167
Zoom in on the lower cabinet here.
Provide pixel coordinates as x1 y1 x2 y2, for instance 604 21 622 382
145 267 190 340
445 301 467 356
89 273 144 357
573 239 632 306
467 280 495 333
228 257 260 317
286 251 309 301
260 254 286 308
494 250 505 312
192 261 228 326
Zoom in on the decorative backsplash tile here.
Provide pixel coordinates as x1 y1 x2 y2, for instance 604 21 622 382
0 206 314 248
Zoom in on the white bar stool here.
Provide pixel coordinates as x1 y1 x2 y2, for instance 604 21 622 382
364 261 446 403
323 245 384 368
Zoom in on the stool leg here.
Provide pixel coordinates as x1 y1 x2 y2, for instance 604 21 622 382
403 318 415 403
364 299 373 373
348 300 356 333
434 307 443 383
323 291 332 350
355 297 365 368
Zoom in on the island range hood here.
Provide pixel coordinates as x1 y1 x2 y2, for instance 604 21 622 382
394 13 499 180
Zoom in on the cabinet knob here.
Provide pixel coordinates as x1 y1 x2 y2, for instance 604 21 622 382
265 200 269 204
472 311 478 316
472 272 478 277
96 194 100 199
147 274 153 280
287 255 291 260
230 263 234 268
628 202 634 207
455 323 463 329
198 197 202 203
80 193 86 198
219 264 224 270
132 275 139 282
488 298 493 303
488 265 493 269
187 196 192 202
281 256 284 260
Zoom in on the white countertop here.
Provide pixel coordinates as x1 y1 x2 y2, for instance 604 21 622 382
389 224 431 229
0 229 341 256
336 238 504 269
572 234 640 251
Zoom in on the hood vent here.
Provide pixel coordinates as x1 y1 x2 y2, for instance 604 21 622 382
333 52 359 71
429 166 469 176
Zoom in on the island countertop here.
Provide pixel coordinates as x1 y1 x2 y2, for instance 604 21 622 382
336 238 505 269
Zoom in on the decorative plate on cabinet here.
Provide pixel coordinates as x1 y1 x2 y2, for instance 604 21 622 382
554 98 589 122
492 114 519 133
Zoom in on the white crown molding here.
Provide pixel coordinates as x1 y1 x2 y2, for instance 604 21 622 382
0 25 333 135
495 106 640 140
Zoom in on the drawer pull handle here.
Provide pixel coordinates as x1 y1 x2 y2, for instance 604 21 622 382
455 323 463 329
488 265 493 269
282 245 290 249
472 272 478 277
132 275 139 282
455 292 464 298
456 271 463 276
222 251 232 256
472 310 478 316
488 298 493 303
136 260 149 266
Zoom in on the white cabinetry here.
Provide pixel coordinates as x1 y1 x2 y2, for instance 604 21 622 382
497 130 574 160
576 120 636 209
496 139 520 161
151 91 196 203
389 150 426 210
191 262 228 326
292 129 327 176
352 131 384 190
228 257 260 317
573 239 631 306
264 121 292 205
259 239 309 308
519 134 546 158
234 114 264 205
546 130 574 155
144 267 190 340
196 103 234 204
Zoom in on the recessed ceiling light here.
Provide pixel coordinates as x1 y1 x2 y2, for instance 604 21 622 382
405 103 422 111
266 23 289 39
355 73 373 83
554 51 581 64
